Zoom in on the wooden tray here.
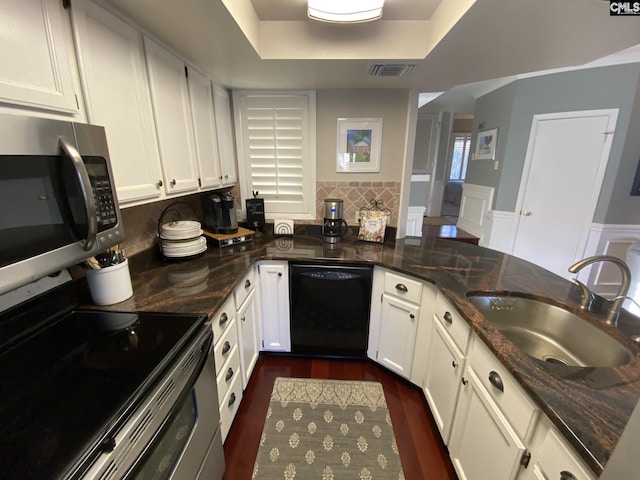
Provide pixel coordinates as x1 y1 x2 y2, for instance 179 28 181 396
203 227 255 248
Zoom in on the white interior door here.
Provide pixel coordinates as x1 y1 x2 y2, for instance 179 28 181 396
512 109 618 279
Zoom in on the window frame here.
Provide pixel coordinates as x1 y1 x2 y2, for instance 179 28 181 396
232 90 317 221
448 132 472 181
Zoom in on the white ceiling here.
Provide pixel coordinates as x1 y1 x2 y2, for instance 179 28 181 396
103 0 640 101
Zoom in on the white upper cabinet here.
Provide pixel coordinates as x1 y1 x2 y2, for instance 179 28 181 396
72 0 163 203
186 67 222 190
0 0 78 113
143 37 199 195
212 84 237 187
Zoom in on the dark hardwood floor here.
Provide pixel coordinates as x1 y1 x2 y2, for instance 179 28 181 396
222 354 458 480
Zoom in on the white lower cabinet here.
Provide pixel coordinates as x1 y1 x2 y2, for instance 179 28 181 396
423 319 466 444
520 417 597 480
258 261 290 352
376 294 419 378
449 365 527 480
236 286 260 389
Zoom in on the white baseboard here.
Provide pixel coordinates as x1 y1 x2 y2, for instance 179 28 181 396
457 184 494 243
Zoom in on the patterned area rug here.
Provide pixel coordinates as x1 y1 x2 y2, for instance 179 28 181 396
253 378 405 480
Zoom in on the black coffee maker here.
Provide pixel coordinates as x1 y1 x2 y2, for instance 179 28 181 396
202 192 238 234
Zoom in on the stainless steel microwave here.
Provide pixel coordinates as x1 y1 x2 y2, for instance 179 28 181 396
0 113 124 295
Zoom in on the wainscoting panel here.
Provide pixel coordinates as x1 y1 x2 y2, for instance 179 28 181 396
484 211 516 253
578 224 640 298
406 206 426 237
457 184 494 243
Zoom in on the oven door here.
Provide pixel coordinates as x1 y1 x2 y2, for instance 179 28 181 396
128 350 224 480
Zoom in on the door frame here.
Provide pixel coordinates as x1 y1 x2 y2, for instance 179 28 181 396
509 109 619 266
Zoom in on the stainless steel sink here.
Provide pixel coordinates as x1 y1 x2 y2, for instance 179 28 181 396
467 295 633 367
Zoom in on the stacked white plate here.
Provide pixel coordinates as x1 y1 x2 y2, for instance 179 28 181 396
160 220 207 258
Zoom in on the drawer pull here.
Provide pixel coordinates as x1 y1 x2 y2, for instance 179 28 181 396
560 472 577 480
461 377 468 386
225 367 234 381
452 360 458 369
443 311 453 324
241 316 246 322
222 341 231 355
409 313 415 319
228 392 236 407
219 312 228 326
277 272 282 277
395 283 408 292
245 279 251 288
488 371 504 392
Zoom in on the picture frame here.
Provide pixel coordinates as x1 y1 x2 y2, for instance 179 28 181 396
336 117 383 173
474 127 499 160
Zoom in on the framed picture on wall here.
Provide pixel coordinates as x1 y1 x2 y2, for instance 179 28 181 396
336 117 383 173
475 127 499 160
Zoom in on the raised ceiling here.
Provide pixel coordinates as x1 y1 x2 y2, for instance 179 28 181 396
103 0 640 94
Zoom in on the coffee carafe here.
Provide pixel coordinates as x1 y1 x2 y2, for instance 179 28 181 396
322 199 348 243
201 192 238 234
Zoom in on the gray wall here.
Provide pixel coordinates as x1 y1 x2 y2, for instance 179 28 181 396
466 63 640 223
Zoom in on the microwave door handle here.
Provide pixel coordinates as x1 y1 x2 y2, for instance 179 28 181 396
59 136 97 251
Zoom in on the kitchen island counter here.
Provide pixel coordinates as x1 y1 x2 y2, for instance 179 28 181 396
90 233 640 476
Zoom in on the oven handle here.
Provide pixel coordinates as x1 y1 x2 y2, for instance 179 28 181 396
59 135 97 251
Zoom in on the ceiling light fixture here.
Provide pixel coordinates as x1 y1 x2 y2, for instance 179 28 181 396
308 0 385 24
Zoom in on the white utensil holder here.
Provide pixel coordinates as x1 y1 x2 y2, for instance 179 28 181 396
86 259 133 305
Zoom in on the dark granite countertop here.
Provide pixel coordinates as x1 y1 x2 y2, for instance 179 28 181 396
89 233 640 476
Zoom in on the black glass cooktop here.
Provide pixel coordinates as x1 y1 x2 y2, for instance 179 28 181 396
0 304 206 480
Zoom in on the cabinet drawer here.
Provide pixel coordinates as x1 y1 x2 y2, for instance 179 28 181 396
435 293 470 352
220 367 243 442
216 345 240 406
468 335 538 441
534 427 596 480
234 268 255 308
211 295 235 342
213 318 238 377
383 270 422 304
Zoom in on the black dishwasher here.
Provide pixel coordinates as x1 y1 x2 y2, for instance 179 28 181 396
289 263 373 357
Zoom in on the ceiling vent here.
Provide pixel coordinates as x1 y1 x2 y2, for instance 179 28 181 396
368 64 416 77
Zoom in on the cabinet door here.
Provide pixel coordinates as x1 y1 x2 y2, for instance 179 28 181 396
424 319 465 444
144 37 199 195
258 262 291 352
0 0 77 112
212 84 237 186
186 67 222 190
72 0 163 203
237 289 260 389
376 294 419 378
449 366 526 480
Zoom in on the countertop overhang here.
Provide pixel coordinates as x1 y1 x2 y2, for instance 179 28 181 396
86 233 640 475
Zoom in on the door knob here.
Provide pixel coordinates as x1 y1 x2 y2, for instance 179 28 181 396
521 210 532 216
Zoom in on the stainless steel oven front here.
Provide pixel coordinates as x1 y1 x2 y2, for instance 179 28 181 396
78 326 225 480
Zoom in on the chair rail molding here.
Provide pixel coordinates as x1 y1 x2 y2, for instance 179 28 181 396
457 183 494 244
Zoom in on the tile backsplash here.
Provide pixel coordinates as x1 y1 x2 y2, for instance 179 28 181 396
119 181 399 256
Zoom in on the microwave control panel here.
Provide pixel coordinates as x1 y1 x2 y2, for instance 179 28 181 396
85 158 118 232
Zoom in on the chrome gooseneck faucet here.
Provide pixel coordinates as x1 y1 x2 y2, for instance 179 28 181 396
568 255 632 325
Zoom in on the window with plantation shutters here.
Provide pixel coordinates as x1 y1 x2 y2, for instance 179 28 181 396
233 91 316 219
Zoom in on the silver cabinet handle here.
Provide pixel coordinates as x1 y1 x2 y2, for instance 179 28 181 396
488 371 504 392
59 136 97 251
225 367 234 381
395 283 408 292
219 312 228 326
452 360 458 369
521 210 532 216
443 312 453 324
157 179 163 188
222 341 231 355
224 174 229 179
560 472 577 480
241 316 246 322
228 392 236 407
170 179 176 187
409 313 415 319
245 279 251 288
461 377 468 386
278 272 283 277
